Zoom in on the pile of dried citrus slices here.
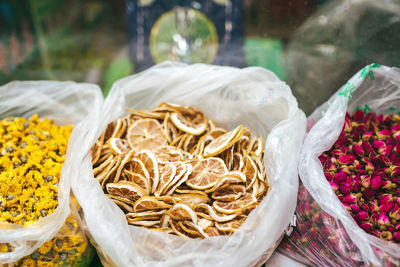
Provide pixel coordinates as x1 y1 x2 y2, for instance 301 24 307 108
91 102 268 238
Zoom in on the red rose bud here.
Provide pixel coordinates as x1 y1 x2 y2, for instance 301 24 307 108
380 201 395 214
324 172 333 181
369 200 379 212
333 172 346 185
378 213 390 226
387 225 394 233
377 114 384 124
363 158 375 173
355 211 369 223
339 182 351 195
360 203 369 212
339 154 356 165
381 180 394 190
371 211 379 225
331 149 345 157
389 205 400 220
352 144 364 157
395 222 400 231
373 140 386 150
378 193 393 205
380 231 393 241
394 130 400 144
360 222 373 233
377 154 391 167
360 175 371 188
320 153 330 165
385 165 400 177
342 203 351 211
392 122 400 131
328 181 339 192
393 232 400 242
350 204 361 213
354 110 365 123
371 175 382 190
384 115 393 124
377 129 392 140
325 159 337 172
363 187 375 199
372 229 382 236
335 136 350 148
342 194 358 205
344 116 352 132
362 131 374 141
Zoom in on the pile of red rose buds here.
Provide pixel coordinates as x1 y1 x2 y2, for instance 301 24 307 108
279 184 399 267
279 184 363 267
320 110 400 243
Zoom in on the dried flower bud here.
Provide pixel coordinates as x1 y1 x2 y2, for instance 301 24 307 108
377 129 392 140
324 172 333 181
339 154 355 165
389 205 400 220
355 211 369 223
360 175 371 188
350 204 361 213
371 176 382 190
360 222 373 233
363 187 375 200
319 153 330 165
352 144 364 157
339 182 351 195
380 201 394 214
343 194 358 205
328 181 339 192
378 193 393 205
393 232 400 242
380 231 393 241
333 172 346 185
360 203 369 212
354 110 365 123
378 213 390 226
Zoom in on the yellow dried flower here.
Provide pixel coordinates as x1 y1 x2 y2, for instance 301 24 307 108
0 115 72 225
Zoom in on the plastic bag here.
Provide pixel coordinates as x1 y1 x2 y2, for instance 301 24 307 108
71 61 306 267
287 0 400 115
0 81 103 265
279 64 400 266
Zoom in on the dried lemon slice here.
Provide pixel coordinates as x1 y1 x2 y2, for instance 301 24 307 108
170 112 208 136
110 118 127 139
215 215 247 232
205 171 246 193
204 226 221 237
109 138 130 155
156 163 177 196
248 136 264 158
106 181 147 202
122 170 151 194
198 218 213 230
213 193 257 214
194 203 239 222
179 221 207 238
168 203 198 224
91 141 103 165
186 157 228 190
153 146 183 164
126 210 166 219
211 184 246 201
243 155 258 190
127 119 168 151
203 125 243 157
172 193 209 205
135 150 160 193
133 196 172 212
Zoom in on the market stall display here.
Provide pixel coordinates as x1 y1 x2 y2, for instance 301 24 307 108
72 62 306 266
279 64 400 266
0 81 103 266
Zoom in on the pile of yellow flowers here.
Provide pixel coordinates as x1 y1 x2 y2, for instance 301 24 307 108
0 114 72 224
0 115 92 266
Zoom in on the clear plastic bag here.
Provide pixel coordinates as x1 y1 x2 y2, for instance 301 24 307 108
279 64 400 266
71 61 306 267
0 81 103 265
287 0 400 115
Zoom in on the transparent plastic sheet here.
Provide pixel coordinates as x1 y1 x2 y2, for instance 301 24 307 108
287 0 400 115
0 81 103 264
278 64 400 266
71 61 306 267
